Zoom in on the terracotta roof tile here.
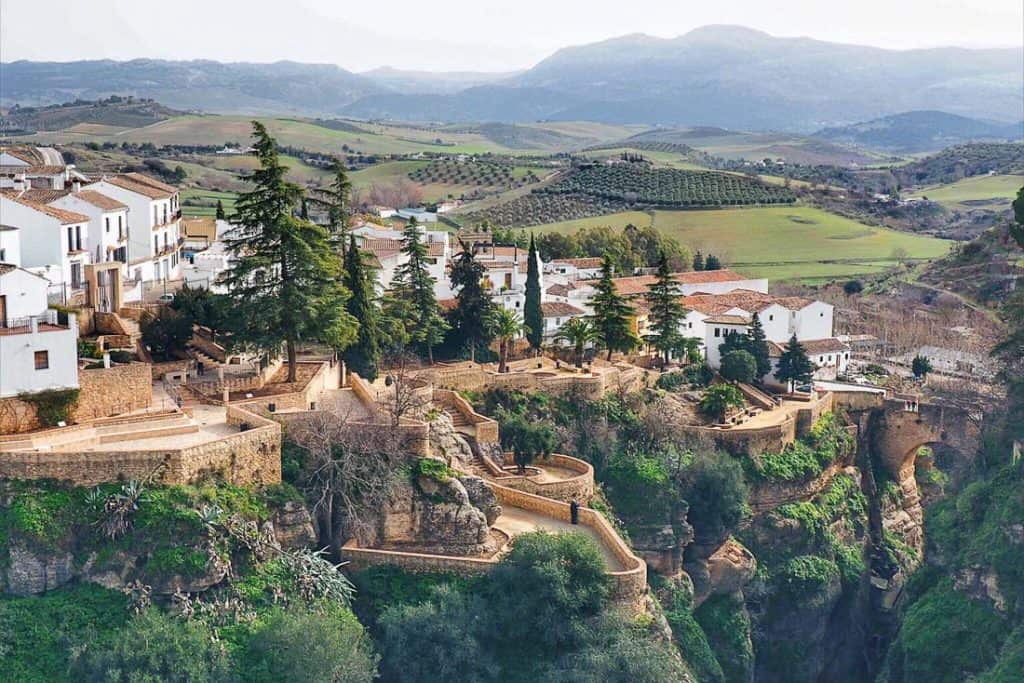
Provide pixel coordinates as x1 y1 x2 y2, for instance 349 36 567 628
103 174 174 199
552 257 603 269
20 189 70 204
73 190 128 211
541 301 585 317
0 190 89 224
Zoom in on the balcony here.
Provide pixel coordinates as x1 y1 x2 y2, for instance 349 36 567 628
0 310 67 336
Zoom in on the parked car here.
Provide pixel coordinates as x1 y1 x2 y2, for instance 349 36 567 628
157 293 175 303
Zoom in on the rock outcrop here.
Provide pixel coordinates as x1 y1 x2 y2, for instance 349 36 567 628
428 412 476 466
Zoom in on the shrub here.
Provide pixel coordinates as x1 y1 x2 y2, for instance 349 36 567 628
72 609 232 682
778 555 839 596
77 338 100 358
243 604 379 683
412 457 454 483
655 370 687 391
141 308 193 361
18 388 80 426
843 280 864 295
699 384 745 421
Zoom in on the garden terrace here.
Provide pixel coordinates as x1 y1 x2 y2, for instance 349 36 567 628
466 451 595 504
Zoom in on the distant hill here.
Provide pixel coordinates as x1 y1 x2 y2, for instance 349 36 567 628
894 143 1024 186
0 59 384 116
2 27 1021 132
344 26 1023 131
360 67 522 95
814 111 1024 152
0 96 180 135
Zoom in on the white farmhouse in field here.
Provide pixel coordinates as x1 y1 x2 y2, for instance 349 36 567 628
88 173 182 283
0 264 79 398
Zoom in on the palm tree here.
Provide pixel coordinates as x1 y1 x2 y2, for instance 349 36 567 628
489 308 525 374
675 336 703 365
554 317 598 368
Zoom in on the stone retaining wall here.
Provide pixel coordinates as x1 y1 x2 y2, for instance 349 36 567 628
482 453 594 503
0 363 153 435
0 406 280 486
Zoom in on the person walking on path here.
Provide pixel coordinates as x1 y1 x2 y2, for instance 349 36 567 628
570 497 580 525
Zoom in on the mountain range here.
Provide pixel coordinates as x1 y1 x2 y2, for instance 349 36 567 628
2 26 1021 132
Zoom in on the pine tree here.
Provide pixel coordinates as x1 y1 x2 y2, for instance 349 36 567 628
220 122 357 382
389 221 448 363
524 233 543 353
215 199 225 220
449 240 496 361
342 234 381 381
300 197 309 220
692 251 704 271
646 251 685 365
774 334 815 392
705 254 722 271
321 160 352 250
591 256 638 360
746 312 772 381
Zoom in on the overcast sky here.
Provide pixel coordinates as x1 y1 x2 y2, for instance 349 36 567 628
2 0 1021 72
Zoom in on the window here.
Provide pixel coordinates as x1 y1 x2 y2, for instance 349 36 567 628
0 248 5 262
67 227 74 251
118 215 124 239
34 350 49 370
769 314 774 321
714 328 721 338
820 312 824 317
75 225 82 251
153 206 158 225
819 356 824 362
105 217 110 233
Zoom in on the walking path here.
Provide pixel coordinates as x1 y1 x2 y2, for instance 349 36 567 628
493 506 625 571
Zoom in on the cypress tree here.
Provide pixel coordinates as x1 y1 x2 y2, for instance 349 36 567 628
220 122 357 382
746 312 772 381
646 252 685 365
692 251 704 271
215 199 225 220
591 256 638 360
449 240 496 362
524 233 543 353
342 234 381 381
775 334 815 392
322 160 352 249
705 254 722 271
389 221 448 363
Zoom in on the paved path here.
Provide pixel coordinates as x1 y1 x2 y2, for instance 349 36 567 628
493 506 625 571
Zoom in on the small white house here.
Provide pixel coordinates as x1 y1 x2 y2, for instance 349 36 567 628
0 192 91 294
0 264 79 398
542 301 587 340
396 208 438 223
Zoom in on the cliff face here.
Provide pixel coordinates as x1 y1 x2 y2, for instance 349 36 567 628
0 481 316 598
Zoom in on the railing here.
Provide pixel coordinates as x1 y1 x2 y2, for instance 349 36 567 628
1 309 60 330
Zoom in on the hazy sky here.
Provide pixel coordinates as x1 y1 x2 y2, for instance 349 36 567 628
2 0 1021 72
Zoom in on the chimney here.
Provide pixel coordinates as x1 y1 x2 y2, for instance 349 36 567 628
72 179 81 193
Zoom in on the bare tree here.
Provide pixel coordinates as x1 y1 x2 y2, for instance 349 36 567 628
287 409 408 555
380 351 430 426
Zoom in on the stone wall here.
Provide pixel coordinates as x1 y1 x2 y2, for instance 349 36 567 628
0 362 153 434
151 359 192 380
74 362 153 422
0 406 281 486
341 541 500 576
480 453 594 503
684 415 799 456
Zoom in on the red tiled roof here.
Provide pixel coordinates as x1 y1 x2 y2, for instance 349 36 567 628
541 301 585 317
103 174 174 199
0 190 89 224
767 338 848 357
73 190 128 211
552 257 602 269
703 314 751 325
20 189 69 204
438 298 458 312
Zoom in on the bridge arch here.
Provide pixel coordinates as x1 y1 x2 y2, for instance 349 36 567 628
871 397 980 481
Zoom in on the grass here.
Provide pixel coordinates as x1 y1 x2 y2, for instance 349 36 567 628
180 188 238 218
910 174 1024 209
533 205 952 282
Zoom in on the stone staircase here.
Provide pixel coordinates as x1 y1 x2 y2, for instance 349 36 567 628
187 344 222 372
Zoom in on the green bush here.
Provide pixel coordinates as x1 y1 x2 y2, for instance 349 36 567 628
660 582 725 683
146 546 209 578
17 388 80 426
695 592 754 683
778 555 839 596
681 454 749 541
71 609 233 682
720 350 758 384
748 412 853 481
655 370 688 391
412 457 455 483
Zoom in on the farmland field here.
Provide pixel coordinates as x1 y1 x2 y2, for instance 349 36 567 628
909 174 1024 209
180 189 238 218
532 205 952 282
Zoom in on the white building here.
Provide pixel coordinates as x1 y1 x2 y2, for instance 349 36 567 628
0 146 87 191
0 264 79 398
541 301 587 340
546 257 603 281
50 190 130 269
87 173 182 283
357 229 452 297
396 208 438 223
0 192 91 295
